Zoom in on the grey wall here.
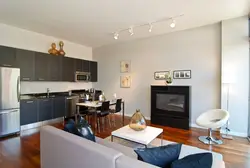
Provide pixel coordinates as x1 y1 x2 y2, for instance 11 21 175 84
93 23 221 125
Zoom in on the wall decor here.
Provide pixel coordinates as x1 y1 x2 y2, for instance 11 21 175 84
58 41 66 56
120 76 131 88
120 60 131 73
173 70 191 79
154 71 169 80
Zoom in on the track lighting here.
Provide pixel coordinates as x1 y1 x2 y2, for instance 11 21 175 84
114 32 119 40
112 14 183 40
149 23 153 32
170 19 176 28
129 27 134 36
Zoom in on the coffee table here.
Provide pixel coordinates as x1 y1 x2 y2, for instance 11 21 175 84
111 125 163 148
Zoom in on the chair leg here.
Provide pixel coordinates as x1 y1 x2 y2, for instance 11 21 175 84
97 118 100 133
198 128 223 145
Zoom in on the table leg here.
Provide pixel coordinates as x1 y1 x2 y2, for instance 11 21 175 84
94 108 97 134
122 102 125 126
111 135 113 142
75 105 79 123
161 132 163 146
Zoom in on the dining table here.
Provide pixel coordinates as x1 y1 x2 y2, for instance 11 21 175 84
75 100 125 132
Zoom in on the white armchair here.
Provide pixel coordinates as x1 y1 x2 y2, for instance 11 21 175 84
196 109 229 145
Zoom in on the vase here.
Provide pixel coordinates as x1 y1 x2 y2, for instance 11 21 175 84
129 109 147 131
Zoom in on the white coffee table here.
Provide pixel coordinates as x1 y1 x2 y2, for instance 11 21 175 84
111 125 163 148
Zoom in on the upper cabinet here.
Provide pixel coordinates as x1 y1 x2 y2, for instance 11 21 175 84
16 49 35 81
90 61 98 82
75 59 90 72
82 60 90 72
35 52 50 81
62 57 75 82
0 46 17 67
49 55 62 81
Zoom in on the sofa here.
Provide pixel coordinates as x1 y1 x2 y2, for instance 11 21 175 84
40 126 225 168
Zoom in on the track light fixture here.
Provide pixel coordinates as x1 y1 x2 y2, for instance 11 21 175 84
170 18 176 28
149 23 153 32
112 14 184 40
114 32 119 40
129 27 134 36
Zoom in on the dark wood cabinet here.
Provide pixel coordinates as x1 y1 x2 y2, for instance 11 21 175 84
20 100 38 125
90 61 98 82
62 57 75 81
49 56 62 81
35 52 50 81
38 98 53 122
16 49 35 81
0 46 17 67
53 97 66 118
75 59 83 72
82 60 90 72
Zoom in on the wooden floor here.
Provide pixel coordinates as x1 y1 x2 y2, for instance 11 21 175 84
0 116 250 168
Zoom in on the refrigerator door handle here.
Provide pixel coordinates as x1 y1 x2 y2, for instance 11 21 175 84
17 76 20 102
0 109 19 115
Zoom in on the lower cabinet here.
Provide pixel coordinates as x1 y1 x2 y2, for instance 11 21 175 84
20 100 38 126
38 98 53 122
53 97 66 118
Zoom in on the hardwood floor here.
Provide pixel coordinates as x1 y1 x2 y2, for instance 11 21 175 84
0 115 250 168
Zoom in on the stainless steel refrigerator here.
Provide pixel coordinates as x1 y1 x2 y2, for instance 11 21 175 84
0 67 20 137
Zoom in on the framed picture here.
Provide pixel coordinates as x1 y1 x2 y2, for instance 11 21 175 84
120 60 131 73
154 71 169 80
120 76 131 88
173 70 191 79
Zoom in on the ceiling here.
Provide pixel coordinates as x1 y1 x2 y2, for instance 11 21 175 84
0 0 249 48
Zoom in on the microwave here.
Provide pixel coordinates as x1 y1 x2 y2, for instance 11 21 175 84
75 72 91 82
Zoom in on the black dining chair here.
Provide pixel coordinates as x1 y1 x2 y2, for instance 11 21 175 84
110 99 122 127
96 101 111 133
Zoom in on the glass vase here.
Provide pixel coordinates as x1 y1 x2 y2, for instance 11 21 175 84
129 109 147 131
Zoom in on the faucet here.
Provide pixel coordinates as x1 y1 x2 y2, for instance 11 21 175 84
46 88 50 98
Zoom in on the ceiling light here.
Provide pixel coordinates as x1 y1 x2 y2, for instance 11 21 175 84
149 23 153 32
129 27 134 36
114 32 119 40
170 19 176 28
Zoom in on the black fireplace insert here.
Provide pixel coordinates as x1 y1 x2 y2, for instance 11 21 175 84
151 85 190 130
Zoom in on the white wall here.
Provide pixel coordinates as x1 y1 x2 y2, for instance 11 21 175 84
93 24 221 125
0 23 93 94
221 16 249 137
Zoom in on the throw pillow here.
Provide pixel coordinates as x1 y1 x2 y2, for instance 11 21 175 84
171 153 212 168
134 143 182 168
63 118 95 142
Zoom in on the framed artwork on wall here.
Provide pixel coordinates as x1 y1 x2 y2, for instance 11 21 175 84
173 70 191 79
154 71 169 80
120 76 131 88
120 60 131 73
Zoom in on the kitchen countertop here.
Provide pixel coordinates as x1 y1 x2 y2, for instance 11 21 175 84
20 92 75 100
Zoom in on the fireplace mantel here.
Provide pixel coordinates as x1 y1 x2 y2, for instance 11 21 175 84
151 85 191 130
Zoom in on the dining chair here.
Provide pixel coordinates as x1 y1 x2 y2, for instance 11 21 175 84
96 101 111 133
109 99 122 127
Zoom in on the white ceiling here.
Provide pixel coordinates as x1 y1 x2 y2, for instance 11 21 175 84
0 0 249 48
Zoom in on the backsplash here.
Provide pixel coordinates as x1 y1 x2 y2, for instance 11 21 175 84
21 82 93 94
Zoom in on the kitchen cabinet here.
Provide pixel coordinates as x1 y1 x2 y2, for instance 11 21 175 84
0 46 17 67
53 97 66 118
62 57 75 81
35 52 50 81
20 100 38 125
16 49 35 81
75 59 83 72
82 60 90 72
49 55 62 81
90 61 98 82
38 98 53 122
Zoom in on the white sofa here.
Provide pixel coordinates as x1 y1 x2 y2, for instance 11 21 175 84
40 126 225 168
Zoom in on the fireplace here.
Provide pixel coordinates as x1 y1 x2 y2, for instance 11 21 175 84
151 85 190 130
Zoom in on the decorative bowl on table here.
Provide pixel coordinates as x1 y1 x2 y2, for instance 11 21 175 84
129 109 147 131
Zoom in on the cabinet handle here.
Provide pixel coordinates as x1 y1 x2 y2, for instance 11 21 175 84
38 78 44 81
3 64 12 67
26 101 34 103
22 77 30 81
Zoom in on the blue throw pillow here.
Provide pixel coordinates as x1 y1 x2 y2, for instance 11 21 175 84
64 118 96 142
171 153 212 168
134 143 182 168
